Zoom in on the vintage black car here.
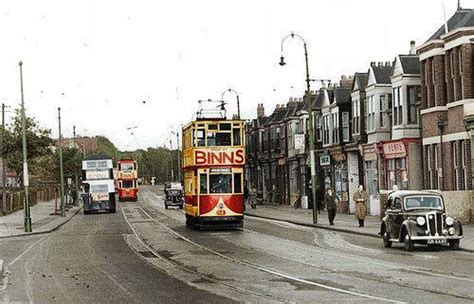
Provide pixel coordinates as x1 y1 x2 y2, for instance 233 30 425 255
164 182 184 209
380 190 463 251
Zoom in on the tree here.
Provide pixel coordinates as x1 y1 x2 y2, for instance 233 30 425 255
1 110 54 184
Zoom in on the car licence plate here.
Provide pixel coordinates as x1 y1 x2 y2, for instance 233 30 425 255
427 239 447 245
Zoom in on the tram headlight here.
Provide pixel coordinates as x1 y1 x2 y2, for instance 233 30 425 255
448 227 455 235
416 216 426 226
445 217 454 226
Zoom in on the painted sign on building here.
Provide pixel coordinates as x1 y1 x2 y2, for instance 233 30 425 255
382 141 406 159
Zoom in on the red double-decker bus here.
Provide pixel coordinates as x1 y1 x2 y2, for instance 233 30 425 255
117 158 138 202
182 117 245 229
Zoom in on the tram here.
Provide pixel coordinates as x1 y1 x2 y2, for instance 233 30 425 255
117 158 139 201
182 101 245 229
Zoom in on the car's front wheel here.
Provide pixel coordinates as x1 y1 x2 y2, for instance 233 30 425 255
383 231 392 248
448 239 460 250
404 234 414 251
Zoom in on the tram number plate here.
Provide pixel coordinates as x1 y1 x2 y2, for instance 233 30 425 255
427 239 447 245
216 210 226 215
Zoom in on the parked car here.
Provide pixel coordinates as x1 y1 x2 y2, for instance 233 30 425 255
380 190 463 251
164 182 184 209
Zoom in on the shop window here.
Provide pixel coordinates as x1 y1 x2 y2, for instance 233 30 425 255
387 158 407 191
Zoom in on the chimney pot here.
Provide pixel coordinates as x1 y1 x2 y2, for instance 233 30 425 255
409 40 416 55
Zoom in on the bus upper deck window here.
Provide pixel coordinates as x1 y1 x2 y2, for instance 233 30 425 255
196 130 205 146
200 174 208 194
233 128 241 146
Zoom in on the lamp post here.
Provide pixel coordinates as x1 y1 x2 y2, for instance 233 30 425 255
171 130 181 182
19 61 32 232
1 103 11 215
221 88 241 119
58 107 65 216
73 125 79 205
169 139 174 180
279 32 317 224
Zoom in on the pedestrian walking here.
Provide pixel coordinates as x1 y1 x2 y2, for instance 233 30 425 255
353 185 368 227
324 187 336 225
249 187 257 209
271 184 279 206
243 182 249 211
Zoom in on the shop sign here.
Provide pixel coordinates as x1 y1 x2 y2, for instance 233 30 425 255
320 155 330 166
363 152 377 161
383 141 406 159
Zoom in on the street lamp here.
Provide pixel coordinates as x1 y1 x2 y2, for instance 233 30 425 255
171 130 181 182
279 32 318 224
19 61 32 232
221 88 241 119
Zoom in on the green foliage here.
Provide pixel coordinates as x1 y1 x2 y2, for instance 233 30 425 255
1 109 54 180
127 147 178 184
95 136 121 164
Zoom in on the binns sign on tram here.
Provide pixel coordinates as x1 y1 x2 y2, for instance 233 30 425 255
193 147 245 166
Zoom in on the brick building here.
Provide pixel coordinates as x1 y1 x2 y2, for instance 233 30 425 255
417 6 474 222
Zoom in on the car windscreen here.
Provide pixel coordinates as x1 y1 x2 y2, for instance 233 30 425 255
404 196 443 210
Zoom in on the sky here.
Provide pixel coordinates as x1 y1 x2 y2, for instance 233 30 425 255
0 0 471 150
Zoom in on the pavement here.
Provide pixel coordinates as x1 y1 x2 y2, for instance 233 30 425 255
0 199 81 239
244 203 474 251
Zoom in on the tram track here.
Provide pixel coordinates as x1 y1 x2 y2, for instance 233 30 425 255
121 207 287 303
140 189 474 302
134 201 405 304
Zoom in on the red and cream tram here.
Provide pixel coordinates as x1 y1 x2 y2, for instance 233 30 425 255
182 116 245 229
117 158 138 202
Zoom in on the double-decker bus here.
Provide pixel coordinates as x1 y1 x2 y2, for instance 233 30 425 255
117 158 138 202
182 106 245 229
82 154 116 214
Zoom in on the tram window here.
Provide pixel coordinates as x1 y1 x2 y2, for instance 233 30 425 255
215 133 231 146
208 124 218 130
234 173 242 193
123 180 133 188
210 174 232 193
200 174 208 194
207 132 216 146
219 123 231 130
196 130 205 146
233 128 241 146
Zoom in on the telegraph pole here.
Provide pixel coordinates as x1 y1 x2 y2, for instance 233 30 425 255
19 61 32 232
169 139 174 180
73 125 79 205
58 107 65 216
2 103 7 215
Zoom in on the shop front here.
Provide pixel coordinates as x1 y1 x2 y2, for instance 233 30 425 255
330 149 349 213
362 144 380 216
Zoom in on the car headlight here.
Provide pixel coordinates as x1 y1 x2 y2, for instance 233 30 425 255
416 216 426 226
445 217 454 226
448 227 455 235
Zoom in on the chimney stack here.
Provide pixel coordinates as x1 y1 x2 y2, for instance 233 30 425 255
409 40 416 55
257 103 265 118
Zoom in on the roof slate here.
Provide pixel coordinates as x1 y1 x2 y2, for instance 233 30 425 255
399 55 420 74
372 65 394 84
334 87 351 104
353 72 369 91
427 8 474 42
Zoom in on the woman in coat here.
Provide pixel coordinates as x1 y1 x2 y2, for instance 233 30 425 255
353 185 368 227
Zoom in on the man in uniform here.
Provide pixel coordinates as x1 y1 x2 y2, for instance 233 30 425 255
353 185 368 227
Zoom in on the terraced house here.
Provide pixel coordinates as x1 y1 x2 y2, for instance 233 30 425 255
417 6 474 222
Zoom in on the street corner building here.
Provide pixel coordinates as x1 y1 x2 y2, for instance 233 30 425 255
245 6 474 223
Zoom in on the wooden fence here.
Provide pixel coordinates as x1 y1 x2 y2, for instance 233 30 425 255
0 187 58 215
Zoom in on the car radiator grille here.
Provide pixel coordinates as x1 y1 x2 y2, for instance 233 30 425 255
426 212 442 236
